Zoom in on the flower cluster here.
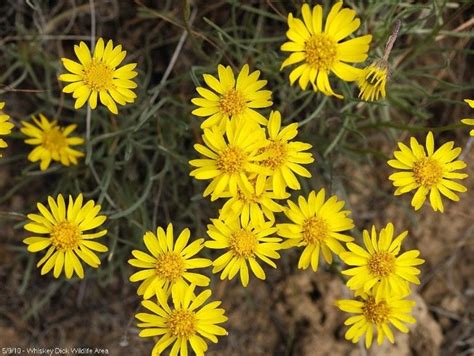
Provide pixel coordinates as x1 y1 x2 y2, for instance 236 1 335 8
280 3 469 213
128 224 228 355
336 223 424 348
183 2 472 352
0 38 138 171
280 2 398 102
188 59 428 350
19 38 137 280
281 2 372 99
190 63 323 287
1 2 470 356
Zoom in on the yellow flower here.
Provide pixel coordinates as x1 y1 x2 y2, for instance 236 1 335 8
136 284 227 356
277 189 354 271
23 194 108 279
128 223 212 299
281 2 372 98
336 292 416 348
0 102 14 157
191 64 272 130
340 223 424 299
358 20 399 102
388 131 468 212
205 218 281 287
59 38 138 114
219 176 290 226
258 110 314 196
20 114 84 171
461 99 474 136
189 120 268 200
357 61 388 101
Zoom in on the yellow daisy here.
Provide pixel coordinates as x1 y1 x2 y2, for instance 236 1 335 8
357 61 388 101
277 189 354 271
336 292 416 348
388 131 468 212
205 218 281 287
340 223 424 299
137 284 227 356
59 38 138 114
0 102 14 157
461 99 474 136
189 120 268 200
20 114 84 171
258 110 315 196
191 64 272 130
23 194 108 279
128 223 212 299
281 2 372 98
219 176 290 226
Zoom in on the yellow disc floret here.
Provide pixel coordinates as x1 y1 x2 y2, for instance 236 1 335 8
413 157 443 187
229 229 258 258
367 251 396 277
219 89 246 117
305 34 338 71
168 309 197 338
217 146 247 174
83 59 114 91
155 252 185 282
302 216 329 244
42 126 68 152
260 141 288 170
51 221 82 250
363 297 390 325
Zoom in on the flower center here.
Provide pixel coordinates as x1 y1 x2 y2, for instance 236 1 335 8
260 141 288 170
168 309 197 339
51 221 81 250
368 251 395 277
155 252 185 282
43 127 68 152
217 146 247 174
229 229 258 258
82 59 114 91
219 89 246 117
363 297 390 325
413 157 443 187
304 34 337 71
302 216 328 244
